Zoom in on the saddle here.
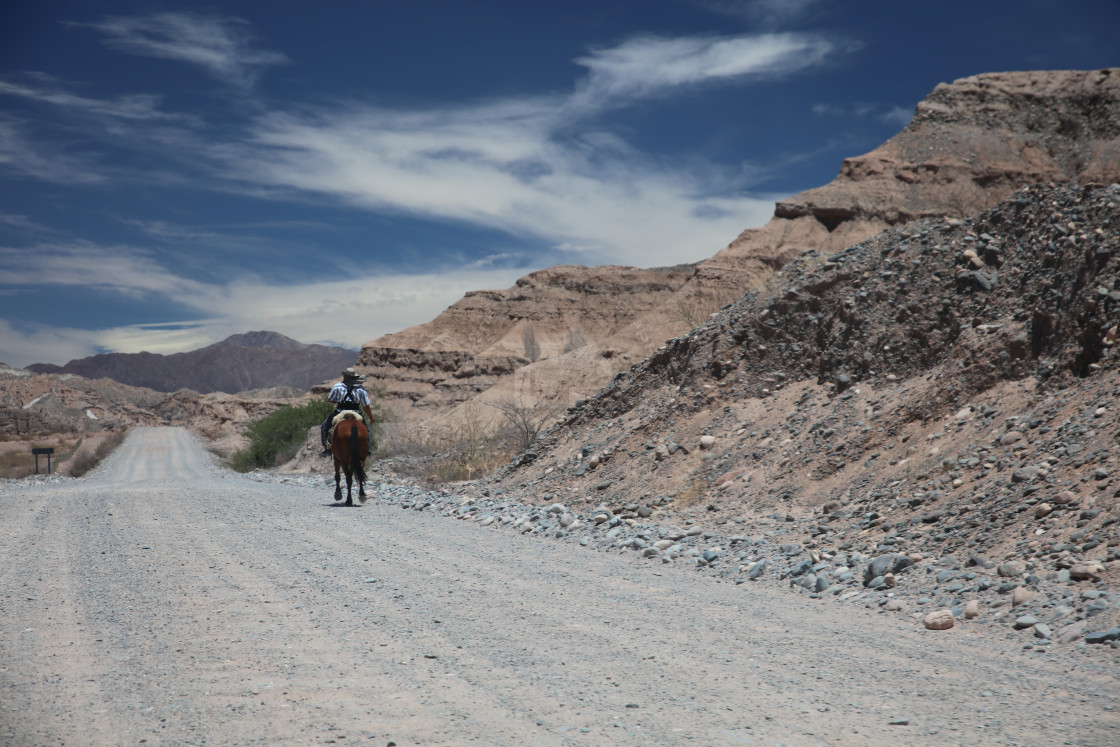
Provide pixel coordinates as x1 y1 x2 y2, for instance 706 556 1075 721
327 411 361 448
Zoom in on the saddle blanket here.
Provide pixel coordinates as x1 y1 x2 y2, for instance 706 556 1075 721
327 411 361 447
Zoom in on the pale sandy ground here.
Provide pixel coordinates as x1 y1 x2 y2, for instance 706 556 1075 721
1 428 1116 746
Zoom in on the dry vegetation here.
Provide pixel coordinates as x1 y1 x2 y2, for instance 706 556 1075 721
67 431 128 477
0 430 127 479
384 397 562 483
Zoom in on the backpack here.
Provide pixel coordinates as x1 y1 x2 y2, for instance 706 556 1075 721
338 384 362 411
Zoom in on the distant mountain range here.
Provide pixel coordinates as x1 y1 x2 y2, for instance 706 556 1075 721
27 331 357 394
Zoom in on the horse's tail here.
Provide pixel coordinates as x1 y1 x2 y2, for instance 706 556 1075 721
350 425 367 484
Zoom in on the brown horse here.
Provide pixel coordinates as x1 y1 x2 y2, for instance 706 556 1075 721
330 414 368 505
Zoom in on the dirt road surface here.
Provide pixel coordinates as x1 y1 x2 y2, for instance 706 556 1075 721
1 428 1116 746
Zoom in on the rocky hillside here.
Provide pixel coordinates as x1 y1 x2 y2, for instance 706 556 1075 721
0 363 311 458
351 69 1120 430
354 264 696 422
28 331 355 395
486 181 1118 595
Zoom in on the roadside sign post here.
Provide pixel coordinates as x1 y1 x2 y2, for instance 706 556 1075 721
32 447 55 475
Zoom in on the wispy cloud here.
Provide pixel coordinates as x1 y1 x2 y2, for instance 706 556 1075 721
0 22 851 366
2 28 839 266
813 101 913 127
0 242 210 300
226 100 778 267
0 239 525 367
573 32 835 107
0 212 57 236
0 77 174 120
78 12 288 89
0 118 107 183
214 31 837 266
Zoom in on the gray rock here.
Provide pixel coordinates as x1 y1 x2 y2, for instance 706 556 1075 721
790 559 813 577
864 553 914 586
748 559 768 579
996 561 1024 577
1084 627 1120 644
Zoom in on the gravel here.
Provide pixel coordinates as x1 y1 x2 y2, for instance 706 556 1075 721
1 427 1118 746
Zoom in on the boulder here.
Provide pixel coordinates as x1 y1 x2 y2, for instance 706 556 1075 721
864 553 914 587
924 609 955 630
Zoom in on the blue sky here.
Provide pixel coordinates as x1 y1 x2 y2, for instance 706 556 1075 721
1 0 1117 368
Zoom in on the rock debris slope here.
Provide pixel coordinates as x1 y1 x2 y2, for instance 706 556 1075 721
476 181 1120 647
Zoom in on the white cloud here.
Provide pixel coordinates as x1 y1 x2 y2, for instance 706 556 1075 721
0 119 107 184
812 101 914 128
224 96 779 266
881 105 914 127
204 32 832 266
79 12 288 89
0 212 55 234
573 33 834 107
0 253 526 367
0 242 210 301
0 78 173 120
0 26 849 366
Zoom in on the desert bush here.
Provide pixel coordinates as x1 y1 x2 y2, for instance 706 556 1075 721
385 397 561 483
230 399 338 472
0 432 123 479
69 431 128 478
385 414 514 483
0 451 35 479
486 397 562 453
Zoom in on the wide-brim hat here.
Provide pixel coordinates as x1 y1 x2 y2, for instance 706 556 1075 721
342 367 365 384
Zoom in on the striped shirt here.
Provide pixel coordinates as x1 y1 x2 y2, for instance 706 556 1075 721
328 382 371 409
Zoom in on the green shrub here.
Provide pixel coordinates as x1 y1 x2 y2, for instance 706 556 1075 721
230 398 383 472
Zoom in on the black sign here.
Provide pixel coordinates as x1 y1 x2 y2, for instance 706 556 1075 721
32 447 55 455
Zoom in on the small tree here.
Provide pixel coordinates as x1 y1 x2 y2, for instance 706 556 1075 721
488 397 562 453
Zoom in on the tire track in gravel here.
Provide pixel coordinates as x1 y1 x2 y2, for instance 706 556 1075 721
2 427 1118 746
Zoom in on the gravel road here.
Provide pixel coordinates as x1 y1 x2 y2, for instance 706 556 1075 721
1 427 1116 746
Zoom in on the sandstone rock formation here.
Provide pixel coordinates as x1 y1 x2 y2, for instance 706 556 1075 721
353 264 695 423
353 69 1120 432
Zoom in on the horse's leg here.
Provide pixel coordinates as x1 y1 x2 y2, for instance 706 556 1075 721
344 463 354 506
333 457 343 502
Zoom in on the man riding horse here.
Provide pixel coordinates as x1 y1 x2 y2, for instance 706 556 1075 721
320 367 375 456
